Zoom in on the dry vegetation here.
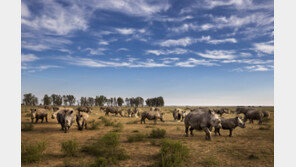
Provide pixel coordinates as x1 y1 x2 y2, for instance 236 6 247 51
21 105 274 167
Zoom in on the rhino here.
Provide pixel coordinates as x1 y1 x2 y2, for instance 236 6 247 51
30 108 48 123
51 107 66 119
63 108 75 133
236 107 264 124
173 108 183 121
127 107 140 118
104 107 124 116
77 106 92 113
140 110 165 124
181 110 190 122
184 109 222 140
262 110 270 118
214 116 245 137
213 108 229 117
76 112 89 130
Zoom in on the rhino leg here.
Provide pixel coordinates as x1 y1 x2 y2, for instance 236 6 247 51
189 127 194 136
41 117 44 123
214 128 221 136
45 116 48 122
203 127 211 140
31 118 34 123
35 118 39 123
258 118 263 124
85 122 88 129
185 126 189 137
229 129 233 137
154 119 157 124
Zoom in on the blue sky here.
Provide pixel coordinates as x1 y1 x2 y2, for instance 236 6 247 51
21 0 274 106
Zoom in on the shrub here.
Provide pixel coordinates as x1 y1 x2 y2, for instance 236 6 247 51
154 139 189 167
127 133 146 143
61 140 78 157
21 123 34 132
248 154 259 160
126 120 139 124
21 141 47 164
81 132 129 166
88 120 101 130
149 128 166 139
99 116 115 126
112 123 124 132
200 155 219 167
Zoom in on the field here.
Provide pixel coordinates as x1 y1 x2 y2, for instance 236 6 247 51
21 106 274 167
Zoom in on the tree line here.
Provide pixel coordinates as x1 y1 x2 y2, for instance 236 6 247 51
22 93 164 107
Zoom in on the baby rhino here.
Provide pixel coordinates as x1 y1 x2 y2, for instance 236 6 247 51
76 112 89 130
141 111 165 124
214 116 245 137
30 108 48 123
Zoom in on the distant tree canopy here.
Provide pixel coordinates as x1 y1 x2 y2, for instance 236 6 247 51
23 93 38 106
145 96 164 107
22 93 165 107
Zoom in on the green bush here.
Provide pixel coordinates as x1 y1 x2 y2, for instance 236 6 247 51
127 133 146 143
88 120 101 130
154 139 189 167
99 116 115 126
82 132 129 166
21 141 47 164
150 128 166 139
61 140 78 157
21 123 34 132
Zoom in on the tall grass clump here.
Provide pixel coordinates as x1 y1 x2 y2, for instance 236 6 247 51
21 141 47 164
127 133 147 143
99 116 115 126
21 123 34 132
88 120 101 130
82 132 129 167
61 140 78 157
149 128 166 139
154 139 189 167
199 155 219 167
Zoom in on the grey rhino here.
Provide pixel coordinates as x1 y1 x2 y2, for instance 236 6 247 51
30 108 48 123
104 107 124 116
214 116 245 137
262 110 270 118
141 110 165 124
128 107 140 118
173 108 183 121
236 107 264 124
63 108 75 133
76 112 89 130
184 109 222 140
77 106 92 113
51 107 66 119
213 108 229 117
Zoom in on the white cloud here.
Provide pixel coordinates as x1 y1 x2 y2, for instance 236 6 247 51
245 65 273 71
198 36 237 44
85 48 107 55
196 50 236 59
221 59 273 64
151 15 193 22
22 0 88 35
159 37 196 47
146 48 188 56
89 0 170 17
175 58 217 67
117 48 129 52
21 2 30 18
115 28 135 35
253 41 274 54
22 54 39 62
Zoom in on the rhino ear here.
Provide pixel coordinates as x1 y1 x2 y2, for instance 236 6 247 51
70 110 74 114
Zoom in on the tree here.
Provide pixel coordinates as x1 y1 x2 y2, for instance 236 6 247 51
42 94 52 105
63 95 68 106
117 97 124 106
125 98 130 107
80 97 87 106
145 96 165 107
23 93 38 106
95 95 107 106
67 95 76 106
87 97 95 106
51 94 63 106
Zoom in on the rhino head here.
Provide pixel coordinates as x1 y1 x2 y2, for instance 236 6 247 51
64 110 74 133
208 110 222 129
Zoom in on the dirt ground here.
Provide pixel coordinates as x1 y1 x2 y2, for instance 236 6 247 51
21 106 274 167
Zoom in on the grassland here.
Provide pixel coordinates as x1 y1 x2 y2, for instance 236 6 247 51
21 105 274 167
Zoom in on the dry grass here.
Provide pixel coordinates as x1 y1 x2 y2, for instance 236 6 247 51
21 106 274 167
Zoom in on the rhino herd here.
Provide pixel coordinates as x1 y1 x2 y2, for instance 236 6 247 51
29 106 270 140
